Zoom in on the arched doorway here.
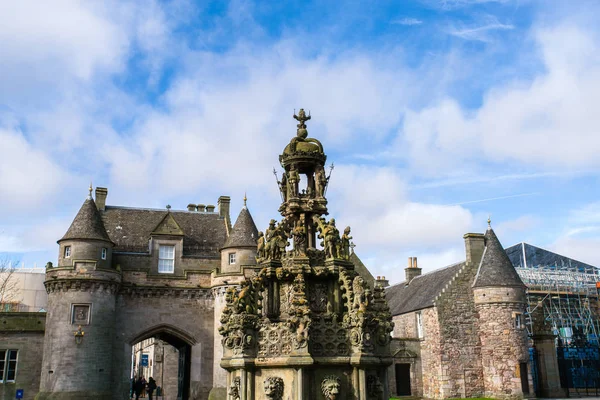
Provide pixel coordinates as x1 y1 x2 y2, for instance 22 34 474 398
130 324 195 400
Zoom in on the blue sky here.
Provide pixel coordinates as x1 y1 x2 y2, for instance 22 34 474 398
1 0 600 283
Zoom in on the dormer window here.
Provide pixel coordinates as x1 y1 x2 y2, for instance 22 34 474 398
229 253 236 265
101 248 107 260
158 245 175 273
64 246 71 258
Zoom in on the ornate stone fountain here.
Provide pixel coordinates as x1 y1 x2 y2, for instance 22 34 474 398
219 109 393 399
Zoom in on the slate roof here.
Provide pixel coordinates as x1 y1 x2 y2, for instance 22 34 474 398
473 228 526 288
385 262 464 316
101 206 228 257
506 242 596 271
222 207 258 249
60 198 112 243
349 252 375 288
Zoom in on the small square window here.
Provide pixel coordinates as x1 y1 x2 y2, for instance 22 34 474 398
158 245 175 273
101 248 107 260
64 246 71 258
514 313 523 329
229 253 236 265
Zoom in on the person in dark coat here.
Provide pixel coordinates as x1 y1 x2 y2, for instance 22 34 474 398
148 377 157 400
134 377 144 400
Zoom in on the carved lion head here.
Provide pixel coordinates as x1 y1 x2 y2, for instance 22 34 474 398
321 375 341 400
264 376 284 399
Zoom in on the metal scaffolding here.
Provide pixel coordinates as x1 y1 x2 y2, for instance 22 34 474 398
516 262 600 344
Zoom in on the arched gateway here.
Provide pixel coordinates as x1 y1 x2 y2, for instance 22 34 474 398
38 111 389 400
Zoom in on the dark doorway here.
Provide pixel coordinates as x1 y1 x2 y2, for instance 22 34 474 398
520 362 530 394
177 344 191 400
131 330 192 400
395 363 411 396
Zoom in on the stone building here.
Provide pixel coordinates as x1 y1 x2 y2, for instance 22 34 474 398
0 110 571 400
386 224 534 399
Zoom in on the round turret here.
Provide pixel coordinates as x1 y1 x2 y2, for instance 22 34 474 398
219 198 259 274
38 188 121 400
473 224 531 398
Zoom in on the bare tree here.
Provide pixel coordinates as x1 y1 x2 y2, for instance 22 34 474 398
0 259 20 312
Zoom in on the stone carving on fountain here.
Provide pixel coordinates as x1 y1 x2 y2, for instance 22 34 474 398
219 109 394 399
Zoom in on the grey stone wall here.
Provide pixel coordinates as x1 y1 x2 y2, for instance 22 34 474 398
38 286 117 398
0 313 45 400
475 287 531 398
57 239 113 270
112 291 215 400
433 263 484 398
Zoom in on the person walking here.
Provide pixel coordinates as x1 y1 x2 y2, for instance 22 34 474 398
134 377 144 400
140 376 147 398
147 377 157 400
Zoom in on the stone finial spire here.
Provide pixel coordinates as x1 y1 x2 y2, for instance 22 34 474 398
88 182 93 200
60 196 112 243
473 226 525 288
487 215 491 228
221 206 259 249
293 108 311 139
243 192 247 208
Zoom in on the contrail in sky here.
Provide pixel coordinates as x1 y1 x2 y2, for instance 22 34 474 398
447 192 539 206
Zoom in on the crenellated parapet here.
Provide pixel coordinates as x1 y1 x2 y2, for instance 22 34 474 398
45 279 120 294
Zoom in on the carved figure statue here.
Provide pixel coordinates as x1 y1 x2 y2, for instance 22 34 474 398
314 165 327 198
256 231 266 260
236 280 256 314
293 214 307 256
287 166 299 199
367 375 384 399
321 375 341 400
229 377 241 400
340 226 352 259
264 376 284 399
265 220 289 260
353 276 368 312
279 172 288 203
323 218 340 258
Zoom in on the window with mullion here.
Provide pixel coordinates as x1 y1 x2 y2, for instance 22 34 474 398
0 350 5 382
158 245 175 273
6 350 16 381
0 349 17 383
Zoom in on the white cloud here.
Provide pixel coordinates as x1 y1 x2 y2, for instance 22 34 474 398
330 165 474 251
494 215 539 237
447 20 514 42
400 23 600 175
0 1 130 84
392 18 424 26
0 127 70 212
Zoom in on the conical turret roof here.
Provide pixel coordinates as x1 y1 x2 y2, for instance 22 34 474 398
473 227 525 288
222 206 258 249
59 198 112 243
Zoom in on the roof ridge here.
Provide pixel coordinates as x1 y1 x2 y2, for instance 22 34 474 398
386 260 466 289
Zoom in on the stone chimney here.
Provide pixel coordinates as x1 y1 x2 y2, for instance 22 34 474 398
197 204 206 212
463 233 486 266
404 257 422 283
218 196 231 230
187 204 196 212
375 276 390 288
206 204 216 213
95 187 108 211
